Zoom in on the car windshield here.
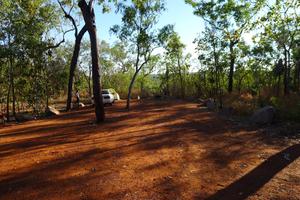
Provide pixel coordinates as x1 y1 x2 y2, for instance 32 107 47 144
102 90 109 94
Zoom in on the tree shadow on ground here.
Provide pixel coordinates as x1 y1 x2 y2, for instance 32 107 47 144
0 100 298 200
203 143 300 200
0 148 111 199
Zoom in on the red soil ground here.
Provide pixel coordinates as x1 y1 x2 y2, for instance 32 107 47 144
0 100 299 200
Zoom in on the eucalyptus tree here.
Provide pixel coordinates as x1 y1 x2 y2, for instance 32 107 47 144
111 0 167 109
158 25 192 98
109 42 133 73
139 54 160 96
58 0 117 123
99 41 134 95
196 25 225 106
0 0 63 119
157 25 175 96
259 0 300 95
293 40 300 92
58 0 89 111
186 0 265 93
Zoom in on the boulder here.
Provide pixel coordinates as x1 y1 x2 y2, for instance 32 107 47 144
198 98 206 104
251 106 275 125
46 106 60 116
15 114 33 122
205 99 216 110
79 103 85 107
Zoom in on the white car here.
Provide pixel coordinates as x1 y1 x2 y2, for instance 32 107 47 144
102 89 115 105
108 88 120 101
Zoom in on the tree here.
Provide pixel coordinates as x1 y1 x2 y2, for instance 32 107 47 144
186 0 265 93
293 41 300 92
111 0 167 109
58 0 88 111
166 33 188 98
0 0 64 119
196 25 225 107
58 0 117 123
259 0 300 95
78 0 105 122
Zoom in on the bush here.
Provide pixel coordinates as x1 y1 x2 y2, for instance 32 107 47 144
223 92 257 116
269 95 300 122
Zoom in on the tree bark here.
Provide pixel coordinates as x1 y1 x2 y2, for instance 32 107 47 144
66 26 87 111
88 65 92 97
79 0 105 123
89 27 105 122
126 70 139 110
126 39 142 110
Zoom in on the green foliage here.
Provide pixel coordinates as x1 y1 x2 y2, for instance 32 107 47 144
0 0 67 114
0 0 299 123
111 0 166 58
269 95 300 122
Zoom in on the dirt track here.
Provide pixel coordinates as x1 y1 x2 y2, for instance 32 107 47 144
0 100 299 200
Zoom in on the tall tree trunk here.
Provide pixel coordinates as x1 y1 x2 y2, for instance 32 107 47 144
165 64 169 96
46 82 49 109
287 50 291 92
88 65 92 97
178 71 185 98
8 34 15 119
89 27 105 122
6 77 11 122
228 42 235 93
295 60 300 92
126 71 139 110
66 26 87 111
177 55 185 98
79 0 105 123
277 75 281 96
9 56 16 118
284 48 289 95
212 38 222 107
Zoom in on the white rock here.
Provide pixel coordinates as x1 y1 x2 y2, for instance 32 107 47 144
46 106 60 116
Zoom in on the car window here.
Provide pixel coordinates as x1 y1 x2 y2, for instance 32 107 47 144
102 90 109 94
109 89 116 94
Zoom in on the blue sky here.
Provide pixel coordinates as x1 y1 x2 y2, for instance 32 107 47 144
60 0 255 71
94 0 204 57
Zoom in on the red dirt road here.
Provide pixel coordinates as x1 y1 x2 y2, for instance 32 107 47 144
0 100 299 200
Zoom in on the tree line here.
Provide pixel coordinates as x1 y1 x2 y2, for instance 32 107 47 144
0 0 299 123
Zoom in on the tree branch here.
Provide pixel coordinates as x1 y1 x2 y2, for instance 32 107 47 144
57 0 78 37
46 28 74 49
